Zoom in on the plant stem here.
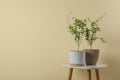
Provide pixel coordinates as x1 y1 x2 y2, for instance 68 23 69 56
77 43 80 51
90 45 92 49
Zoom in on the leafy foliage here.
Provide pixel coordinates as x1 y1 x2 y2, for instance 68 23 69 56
68 17 86 51
67 15 106 50
85 16 106 49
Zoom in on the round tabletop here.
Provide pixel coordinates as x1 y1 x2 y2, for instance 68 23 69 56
64 64 107 69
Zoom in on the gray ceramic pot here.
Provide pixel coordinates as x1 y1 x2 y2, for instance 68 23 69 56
84 49 99 65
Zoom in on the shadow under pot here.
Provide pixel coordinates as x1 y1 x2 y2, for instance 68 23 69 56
84 49 99 65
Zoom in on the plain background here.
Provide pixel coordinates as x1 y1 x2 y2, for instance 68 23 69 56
0 0 119 80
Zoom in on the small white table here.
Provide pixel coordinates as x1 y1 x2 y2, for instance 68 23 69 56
64 64 107 80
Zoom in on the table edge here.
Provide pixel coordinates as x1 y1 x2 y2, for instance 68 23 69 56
63 64 107 69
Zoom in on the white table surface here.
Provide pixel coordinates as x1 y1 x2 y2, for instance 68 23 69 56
64 64 107 69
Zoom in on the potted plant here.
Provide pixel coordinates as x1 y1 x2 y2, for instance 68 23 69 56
84 15 106 65
68 17 86 66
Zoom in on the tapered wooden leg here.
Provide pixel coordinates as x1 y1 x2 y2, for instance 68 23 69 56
95 69 100 80
87 69 91 80
68 68 73 80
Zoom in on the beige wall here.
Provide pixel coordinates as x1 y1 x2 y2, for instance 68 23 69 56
0 0 119 80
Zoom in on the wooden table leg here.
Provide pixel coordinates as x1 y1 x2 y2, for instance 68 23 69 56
68 68 73 80
95 69 100 80
87 69 91 80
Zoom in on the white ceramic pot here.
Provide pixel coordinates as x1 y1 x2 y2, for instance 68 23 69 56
69 50 85 65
